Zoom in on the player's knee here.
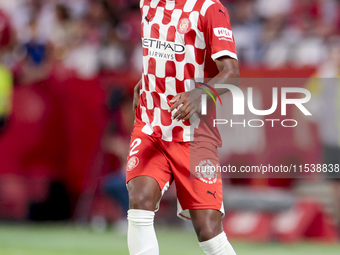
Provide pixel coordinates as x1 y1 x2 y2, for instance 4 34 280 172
195 225 222 242
128 191 157 211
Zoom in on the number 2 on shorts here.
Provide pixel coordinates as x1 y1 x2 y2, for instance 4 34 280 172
129 138 142 156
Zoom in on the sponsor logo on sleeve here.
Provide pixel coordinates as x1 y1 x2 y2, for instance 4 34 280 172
213 27 233 42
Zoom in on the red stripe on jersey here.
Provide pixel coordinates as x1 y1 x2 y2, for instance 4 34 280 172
183 63 196 80
195 48 205 65
153 126 162 136
162 12 172 25
140 92 147 107
151 23 160 39
148 58 156 76
143 47 149 57
160 109 173 126
156 77 166 93
175 80 185 94
166 95 175 105
172 126 184 141
144 75 150 91
167 26 177 42
145 107 154 122
165 61 176 78
184 30 196 46
183 119 190 126
175 53 185 62
151 91 161 108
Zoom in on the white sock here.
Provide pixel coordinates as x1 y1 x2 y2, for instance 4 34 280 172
199 232 237 255
127 209 159 255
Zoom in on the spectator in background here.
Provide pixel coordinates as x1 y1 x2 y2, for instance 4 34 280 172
0 9 13 133
0 65 12 133
98 27 126 72
50 4 77 56
1 0 340 70
228 0 261 66
19 17 52 84
101 89 134 233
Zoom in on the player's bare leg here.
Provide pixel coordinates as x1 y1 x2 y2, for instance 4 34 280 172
127 176 162 255
128 176 162 210
190 209 237 255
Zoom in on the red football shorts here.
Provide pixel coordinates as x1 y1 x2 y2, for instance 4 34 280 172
126 130 224 221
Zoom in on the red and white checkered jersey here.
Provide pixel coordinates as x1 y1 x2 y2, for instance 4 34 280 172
135 0 237 146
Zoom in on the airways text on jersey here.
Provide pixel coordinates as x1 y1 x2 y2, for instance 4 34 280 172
143 38 186 60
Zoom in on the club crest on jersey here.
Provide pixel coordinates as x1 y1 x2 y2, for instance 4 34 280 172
196 160 218 184
127 156 139 171
213 27 233 41
177 18 191 34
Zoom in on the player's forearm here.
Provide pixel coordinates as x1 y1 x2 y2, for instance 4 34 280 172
134 79 142 92
209 67 240 95
195 57 240 98
132 79 142 112
196 65 240 99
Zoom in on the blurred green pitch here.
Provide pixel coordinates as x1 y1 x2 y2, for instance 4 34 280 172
0 224 339 255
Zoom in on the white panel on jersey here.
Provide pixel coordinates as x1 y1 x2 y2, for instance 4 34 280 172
200 0 215 16
175 31 185 46
160 95 169 111
184 120 194 141
165 0 175 10
152 111 190 142
155 58 167 78
195 65 205 79
148 74 157 92
184 44 204 78
150 0 161 9
175 61 185 81
142 6 151 37
142 52 149 75
154 7 164 25
184 79 195 92
140 0 144 8
195 30 206 50
161 77 176 110
155 7 166 40
190 112 201 136
212 50 238 61
140 106 154 135
171 9 183 27
164 77 177 95
188 11 199 30
189 11 206 49
184 0 197 13
145 90 154 110
151 107 162 132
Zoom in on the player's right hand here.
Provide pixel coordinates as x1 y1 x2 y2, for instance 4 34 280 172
132 79 141 113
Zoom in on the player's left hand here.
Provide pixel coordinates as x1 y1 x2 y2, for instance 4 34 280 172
169 88 202 122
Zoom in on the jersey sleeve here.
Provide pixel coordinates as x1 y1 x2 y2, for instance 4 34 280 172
201 3 237 61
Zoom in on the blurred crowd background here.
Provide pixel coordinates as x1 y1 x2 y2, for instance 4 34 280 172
1 0 340 78
0 0 340 242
